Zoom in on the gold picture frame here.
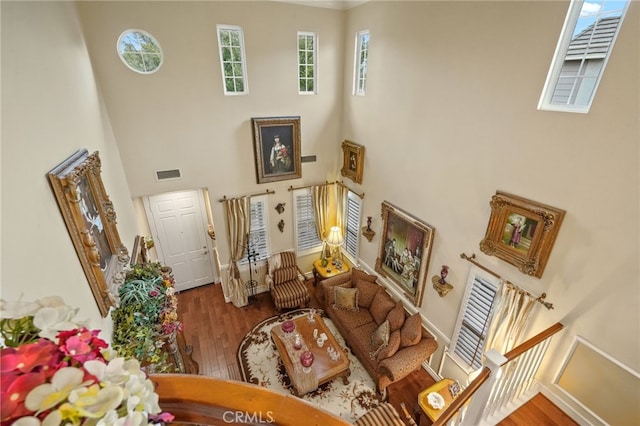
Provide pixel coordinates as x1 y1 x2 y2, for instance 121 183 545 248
479 191 565 278
48 149 129 317
340 140 364 184
252 116 302 184
375 201 435 307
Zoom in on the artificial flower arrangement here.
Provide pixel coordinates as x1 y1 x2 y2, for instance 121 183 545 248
111 263 183 374
0 296 173 426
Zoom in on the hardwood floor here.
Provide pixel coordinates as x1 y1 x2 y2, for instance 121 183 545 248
176 282 574 425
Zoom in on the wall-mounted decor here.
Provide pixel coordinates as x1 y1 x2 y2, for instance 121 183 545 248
375 201 435 307
277 219 285 233
275 202 286 214
479 191 565 278
48 149 129 317
340 140 365 184
362 216 375 242
432 265 453 297
252 116 302 184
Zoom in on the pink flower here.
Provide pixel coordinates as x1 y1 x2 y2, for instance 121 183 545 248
57 328 107 365
0 371 45 421
1 339 60 374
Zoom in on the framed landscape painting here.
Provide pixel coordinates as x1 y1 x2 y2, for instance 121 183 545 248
479 191 565 278
252 116 302 184
48 149 129 316
375 201 435 307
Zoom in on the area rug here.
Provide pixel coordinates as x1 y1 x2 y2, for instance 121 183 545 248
237 308 381 423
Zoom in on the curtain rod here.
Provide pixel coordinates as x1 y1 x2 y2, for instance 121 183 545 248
336 181 364 199
460 252 554 310
288 181 336 192
218 189 275 202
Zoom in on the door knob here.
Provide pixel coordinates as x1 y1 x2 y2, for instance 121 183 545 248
203 251 208 255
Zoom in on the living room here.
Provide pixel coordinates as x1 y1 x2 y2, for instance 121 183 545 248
2 0 638 425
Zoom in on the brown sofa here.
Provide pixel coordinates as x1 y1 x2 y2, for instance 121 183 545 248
321 269 438 395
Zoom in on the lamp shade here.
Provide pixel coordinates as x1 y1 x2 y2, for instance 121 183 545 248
326 226 344 246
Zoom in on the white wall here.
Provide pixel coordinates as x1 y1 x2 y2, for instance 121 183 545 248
1 1 138 339
342 1 639 421
76 1 345 269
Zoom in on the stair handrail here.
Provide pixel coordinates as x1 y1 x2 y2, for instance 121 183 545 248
432 322 564 426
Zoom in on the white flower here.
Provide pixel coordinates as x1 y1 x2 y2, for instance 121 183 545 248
68 383 124 419
25 367 88 412
32 305 85 341
84 357 130 386
0 299 41 319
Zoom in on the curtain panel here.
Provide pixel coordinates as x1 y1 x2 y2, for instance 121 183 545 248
486 280 536 354
224 196 250 307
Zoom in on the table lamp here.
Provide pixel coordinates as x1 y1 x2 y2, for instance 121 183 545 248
326 226 344 259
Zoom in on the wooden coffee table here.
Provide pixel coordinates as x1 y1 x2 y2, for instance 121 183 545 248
271 313 350 396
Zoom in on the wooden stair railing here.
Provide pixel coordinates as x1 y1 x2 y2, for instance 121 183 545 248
433 322 564 426
151 374 350 425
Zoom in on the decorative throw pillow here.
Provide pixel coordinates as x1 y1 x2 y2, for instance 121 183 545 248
386 301 406 332
355 279 381 309
369 320 390 359
369 291 396 325
351 269 378 287
273 266 298 285
325 282 351 307
400 313 422 348
334 287 359 311
376 330 401 363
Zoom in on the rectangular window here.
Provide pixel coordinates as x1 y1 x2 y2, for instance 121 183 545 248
538 0 629 113
216 24 248 95
297 32 317 95
293 188 322 255
242 196 269 264
450 269 499 370
343 191 362 262
354 30 370 95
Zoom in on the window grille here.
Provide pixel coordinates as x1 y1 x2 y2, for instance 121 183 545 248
539 0 629 113
354 30 369 95
297 32 317 94
216 25 248 95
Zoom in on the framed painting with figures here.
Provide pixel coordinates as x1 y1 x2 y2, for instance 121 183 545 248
252 116 302 184
48 149 129 316
375 201 435 307
340 140 364 184
479 191 565 278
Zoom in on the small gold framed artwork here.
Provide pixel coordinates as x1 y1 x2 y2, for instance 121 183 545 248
340 140 364 184
479 191 565 278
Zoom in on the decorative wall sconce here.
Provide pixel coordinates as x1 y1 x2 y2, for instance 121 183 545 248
277 219 285 233
432 265 453 297
362 216 375 242
275 203 286 214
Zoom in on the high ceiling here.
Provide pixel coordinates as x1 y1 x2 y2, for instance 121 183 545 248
274 0 368 10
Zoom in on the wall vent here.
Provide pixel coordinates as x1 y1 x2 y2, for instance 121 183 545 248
155 169 182 181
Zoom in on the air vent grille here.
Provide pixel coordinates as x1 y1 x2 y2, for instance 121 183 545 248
156 169 182 180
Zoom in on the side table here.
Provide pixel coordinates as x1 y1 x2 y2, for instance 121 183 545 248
416 378 461 423
312 257 350 286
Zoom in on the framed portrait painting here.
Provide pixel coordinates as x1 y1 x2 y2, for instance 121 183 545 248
340 140 364 184
252 116 302 184
375 201 435 307
48 149 129 317
479 191 565 278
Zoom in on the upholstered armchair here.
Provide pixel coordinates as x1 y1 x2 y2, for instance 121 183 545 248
265 251 310 312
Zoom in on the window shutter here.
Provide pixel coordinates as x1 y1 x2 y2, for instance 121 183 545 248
453 275 498 370
293 189 322 254
344 191 362 260
242 197 269 264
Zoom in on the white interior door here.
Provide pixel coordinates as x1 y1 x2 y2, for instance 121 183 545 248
145 190 215 292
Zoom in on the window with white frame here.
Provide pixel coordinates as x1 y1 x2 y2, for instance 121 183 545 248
450 268 499 370
293 188 322 255
538 0 629 113
216 25 248 95
117 29 163 74
298 32 317 94
354 30 369 95
242 196 270 264
343 191 362 262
